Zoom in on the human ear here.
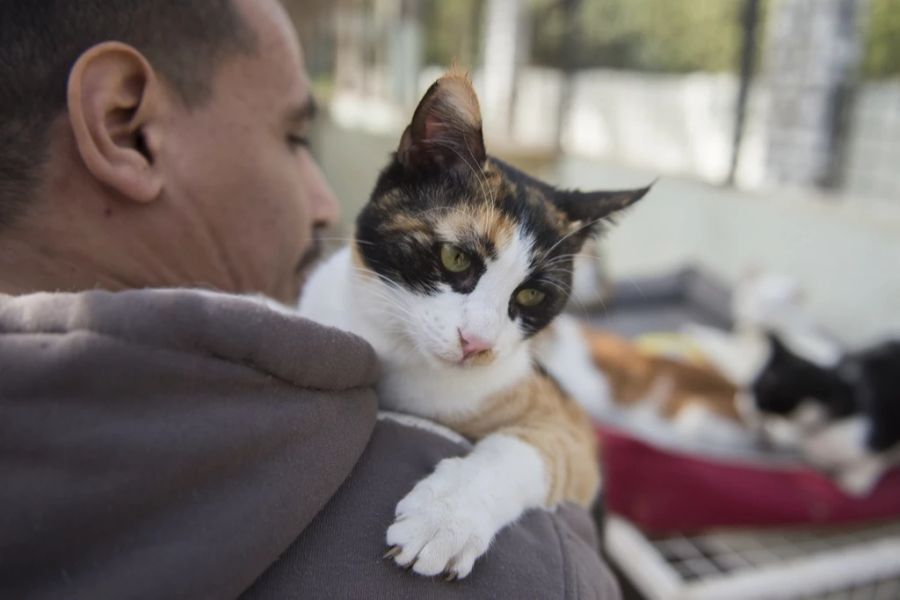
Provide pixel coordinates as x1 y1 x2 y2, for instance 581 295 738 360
67 42 165 203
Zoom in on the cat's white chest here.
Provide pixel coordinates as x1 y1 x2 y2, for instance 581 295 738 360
377 350 531 421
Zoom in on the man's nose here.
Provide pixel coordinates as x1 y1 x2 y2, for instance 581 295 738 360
307 160 340 228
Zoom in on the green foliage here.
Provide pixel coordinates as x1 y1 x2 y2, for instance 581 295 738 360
415 0 900 79
532 0 748 73
417 0 794 75
421 0 484 67
863 0 900 78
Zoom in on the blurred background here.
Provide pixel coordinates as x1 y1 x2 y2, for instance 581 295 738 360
283 0 900 348
280 3 900 597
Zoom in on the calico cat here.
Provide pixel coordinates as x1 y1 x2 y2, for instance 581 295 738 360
299 70 650 580
747 334 900 494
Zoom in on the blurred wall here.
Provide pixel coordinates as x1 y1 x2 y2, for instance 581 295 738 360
844 82 900 199
309 119 396 246
558 156 900 347
312 117 900 346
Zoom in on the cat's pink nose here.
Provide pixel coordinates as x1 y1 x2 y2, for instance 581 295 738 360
459 330 493 360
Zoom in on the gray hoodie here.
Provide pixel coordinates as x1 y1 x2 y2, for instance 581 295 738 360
0 289 620 599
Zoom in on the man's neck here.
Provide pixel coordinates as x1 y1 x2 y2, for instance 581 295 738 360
0 196 211 296
0 232 138 295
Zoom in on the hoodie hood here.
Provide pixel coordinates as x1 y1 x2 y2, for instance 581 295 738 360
0 289 379 600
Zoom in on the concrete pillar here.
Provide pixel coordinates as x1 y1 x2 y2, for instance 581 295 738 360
334 0 367 93
482 0 528 136
763 0 866 188
388 0 423 108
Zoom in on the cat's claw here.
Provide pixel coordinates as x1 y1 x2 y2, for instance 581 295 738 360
383 545 401 560
385 458 494 579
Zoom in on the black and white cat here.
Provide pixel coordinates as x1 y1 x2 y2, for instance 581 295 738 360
746 334 900 494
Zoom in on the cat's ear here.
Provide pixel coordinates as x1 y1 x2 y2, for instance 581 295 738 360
552 183 654 237
767 332 791 361
397 70 485 171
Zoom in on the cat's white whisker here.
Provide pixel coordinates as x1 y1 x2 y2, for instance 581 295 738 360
429 139 494 218
537 277 570 296
317 237 377 246
357 286 410 319
540 254 581 267
541 216 608 259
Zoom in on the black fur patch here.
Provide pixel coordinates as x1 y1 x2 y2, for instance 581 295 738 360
853 340 900 452
754 335 900 452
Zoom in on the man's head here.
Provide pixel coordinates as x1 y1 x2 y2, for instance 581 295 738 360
0 0 337 302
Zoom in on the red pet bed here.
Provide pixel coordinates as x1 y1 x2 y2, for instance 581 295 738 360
599 426 900 535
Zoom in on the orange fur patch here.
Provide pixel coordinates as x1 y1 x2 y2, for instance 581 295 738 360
436 69 482 129
379 212 431 236
443 373 600 508
435 197 517 255
584 328 740 422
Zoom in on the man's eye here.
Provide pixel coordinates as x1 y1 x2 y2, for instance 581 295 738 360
287 134 310 150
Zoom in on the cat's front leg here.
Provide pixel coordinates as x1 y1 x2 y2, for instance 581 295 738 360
385 433 547 580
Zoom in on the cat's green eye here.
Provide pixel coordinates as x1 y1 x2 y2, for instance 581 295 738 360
441 244 472 273
516 288 546 307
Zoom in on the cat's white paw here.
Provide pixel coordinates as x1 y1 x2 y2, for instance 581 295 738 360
385 457 494 580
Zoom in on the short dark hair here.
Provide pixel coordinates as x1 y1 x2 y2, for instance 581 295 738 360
0 0 257 227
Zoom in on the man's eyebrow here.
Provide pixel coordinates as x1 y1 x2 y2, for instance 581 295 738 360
287 95 318 124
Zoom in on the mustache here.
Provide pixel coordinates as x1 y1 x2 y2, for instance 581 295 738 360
296 235 324 275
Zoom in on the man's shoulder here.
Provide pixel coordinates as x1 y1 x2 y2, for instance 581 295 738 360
243 416 620 600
